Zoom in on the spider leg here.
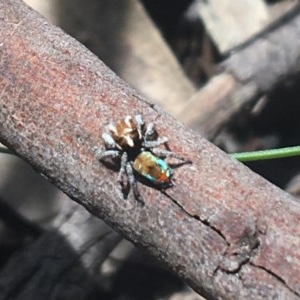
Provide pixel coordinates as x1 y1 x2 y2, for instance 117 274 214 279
102 132 121 149
102 132 115 147
96 149 120 161
151 148 186 161
144 122 157 141
126 162 144 203
117 152 128 186
135 114 144 128
134 114 144 140
143 137 168 149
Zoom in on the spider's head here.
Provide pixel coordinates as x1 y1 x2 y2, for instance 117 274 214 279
108 115 143 149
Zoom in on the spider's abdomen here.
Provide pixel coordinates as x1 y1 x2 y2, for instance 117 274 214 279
133 151 172 185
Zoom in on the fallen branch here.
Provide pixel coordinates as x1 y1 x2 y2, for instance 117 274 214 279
179 5 300 140
0 200 122 299
1 1 300 299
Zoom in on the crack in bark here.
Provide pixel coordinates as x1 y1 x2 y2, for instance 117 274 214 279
210 223 261 286
250 262 300 298
201 218 230 246
162 191 230 247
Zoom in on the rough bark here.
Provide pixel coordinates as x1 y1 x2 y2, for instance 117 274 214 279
1 1 300 299
49 0 196 116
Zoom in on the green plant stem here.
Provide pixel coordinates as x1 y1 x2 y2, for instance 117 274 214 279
231 146 300 162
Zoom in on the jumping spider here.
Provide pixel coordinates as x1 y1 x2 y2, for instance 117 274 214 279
97 115 185 202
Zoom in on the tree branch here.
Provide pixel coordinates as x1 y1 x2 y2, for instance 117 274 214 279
179 5 300 140
1 1 300 299
0 200 122 299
